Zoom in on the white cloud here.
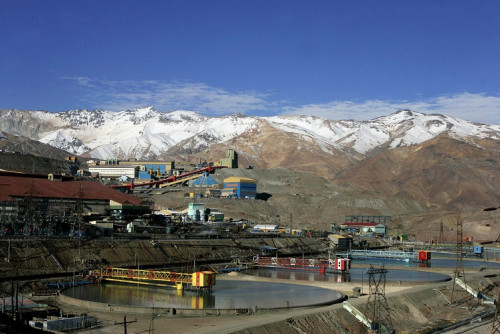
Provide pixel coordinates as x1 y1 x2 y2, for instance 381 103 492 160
64 77 274 115
65 77 500 124
62 76 96 88
283 93 500 124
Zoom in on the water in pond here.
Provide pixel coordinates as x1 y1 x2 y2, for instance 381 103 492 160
352 257 500 269
62 279 345 310
246 267 450 283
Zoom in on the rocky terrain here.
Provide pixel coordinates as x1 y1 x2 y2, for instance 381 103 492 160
0 107 499 242
149 167 499 242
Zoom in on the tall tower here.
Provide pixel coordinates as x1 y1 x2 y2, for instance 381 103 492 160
366 265 394 333
225 149 238 168
451 215 474 310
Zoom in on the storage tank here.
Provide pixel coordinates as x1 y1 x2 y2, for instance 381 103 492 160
188 203 204 221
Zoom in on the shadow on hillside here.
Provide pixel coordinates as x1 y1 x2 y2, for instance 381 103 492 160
256 192 272 201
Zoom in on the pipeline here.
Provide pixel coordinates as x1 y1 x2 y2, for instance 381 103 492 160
427 309 496 333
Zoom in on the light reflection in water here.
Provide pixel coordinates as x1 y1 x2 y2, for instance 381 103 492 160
63 280 345 309
246 267 450 283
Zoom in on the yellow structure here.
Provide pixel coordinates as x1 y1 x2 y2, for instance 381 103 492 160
223 176 257 184
192 271 217 288
91 267 216 292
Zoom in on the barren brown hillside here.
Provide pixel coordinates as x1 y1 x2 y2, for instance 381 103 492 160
334 135 500 211
162 121 361 178
150 167 499 242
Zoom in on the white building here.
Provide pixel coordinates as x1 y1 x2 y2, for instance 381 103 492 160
361 223 386 235
252 224 280 233
88 166 138 179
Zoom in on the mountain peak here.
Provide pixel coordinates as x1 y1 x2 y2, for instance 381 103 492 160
0 108 498 160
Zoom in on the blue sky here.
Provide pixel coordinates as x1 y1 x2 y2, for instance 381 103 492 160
1 0 499 124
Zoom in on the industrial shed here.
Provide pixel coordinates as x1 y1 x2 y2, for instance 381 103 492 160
191 172 218 187
0 171 149 234
88 165 138 179
328 234 353 250
223 177 257 199
341 222 386 236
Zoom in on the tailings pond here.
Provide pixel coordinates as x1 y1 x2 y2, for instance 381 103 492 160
62 280 345 310
245 267 450 283
352 257 500 269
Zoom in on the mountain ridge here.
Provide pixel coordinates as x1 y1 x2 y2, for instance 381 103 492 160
0 108 498 162
0 107 499 218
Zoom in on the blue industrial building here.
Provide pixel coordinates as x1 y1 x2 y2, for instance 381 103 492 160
192 172 218 187
223 177 257 199
138 170 152 180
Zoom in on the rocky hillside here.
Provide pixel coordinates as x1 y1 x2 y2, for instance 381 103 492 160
334 135 500 211
0 130 72 161
1 108 498 162
0 108 498 237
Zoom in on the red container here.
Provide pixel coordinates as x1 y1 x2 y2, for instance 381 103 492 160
336 258 348 271
418 251 431 260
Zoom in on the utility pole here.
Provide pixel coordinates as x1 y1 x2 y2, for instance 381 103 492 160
451 215 473 310
114 315 137 334
439 220 444 243
366 265 394 333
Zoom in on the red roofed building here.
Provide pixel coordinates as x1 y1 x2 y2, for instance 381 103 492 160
0 171 149 235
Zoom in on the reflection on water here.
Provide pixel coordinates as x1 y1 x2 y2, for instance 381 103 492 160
353 257 500 269
63 280 344 309
247 268 352 283
247 267 450 283
65 282 215 309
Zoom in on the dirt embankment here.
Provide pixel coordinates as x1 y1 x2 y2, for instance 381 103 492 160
230 273 500 334
0 237 329 279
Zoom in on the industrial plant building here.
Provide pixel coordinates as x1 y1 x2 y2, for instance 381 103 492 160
119 160 175 177
88 160 175 180
0 171 149 235
216 149 238 169
341 222 386 236
191 172 218 187
222 177 257 199
88 165 138 179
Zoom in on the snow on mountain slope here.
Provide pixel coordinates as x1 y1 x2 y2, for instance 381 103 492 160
39 130 90 155
1 108 499 159
265 110 500 154
75 108 260 159
371 110 500 150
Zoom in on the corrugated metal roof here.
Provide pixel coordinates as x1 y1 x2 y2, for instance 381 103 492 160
223 177 257 184
0 174 144 206
191 172 218 186
329 234 352 239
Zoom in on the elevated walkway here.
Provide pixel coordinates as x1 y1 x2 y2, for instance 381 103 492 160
90 267 216 292
339 249 430 263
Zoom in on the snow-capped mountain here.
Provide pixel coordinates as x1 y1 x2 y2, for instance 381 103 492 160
0 108 498 161
1 107 499 210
